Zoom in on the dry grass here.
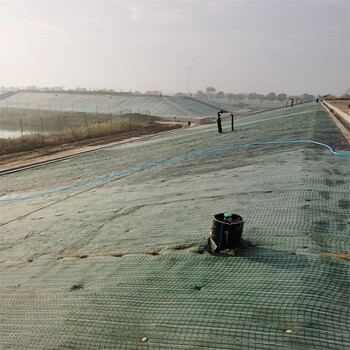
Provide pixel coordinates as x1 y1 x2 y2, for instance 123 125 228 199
0 117 149 155
0 106 160 154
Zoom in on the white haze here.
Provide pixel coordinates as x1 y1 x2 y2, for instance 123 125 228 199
0 0 349 96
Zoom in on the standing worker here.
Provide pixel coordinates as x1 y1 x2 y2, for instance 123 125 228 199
217 110 224 133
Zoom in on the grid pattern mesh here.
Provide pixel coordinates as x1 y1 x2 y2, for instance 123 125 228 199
0 103 349 349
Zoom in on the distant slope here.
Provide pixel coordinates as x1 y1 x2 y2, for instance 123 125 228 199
0 91 237 120
0 91 18 101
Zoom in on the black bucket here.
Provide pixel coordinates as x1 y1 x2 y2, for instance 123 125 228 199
211 213 244 252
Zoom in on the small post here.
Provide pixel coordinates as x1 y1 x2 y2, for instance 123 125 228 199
231 113 234 131
40 117 44 136
19 118 23 137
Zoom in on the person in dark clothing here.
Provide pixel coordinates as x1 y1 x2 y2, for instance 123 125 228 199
290 98 294 107
217 110 224 133
217 114 222 133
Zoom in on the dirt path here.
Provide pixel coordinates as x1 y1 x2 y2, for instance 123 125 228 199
324 99 350 143
328 99 350 114
0 123 183 173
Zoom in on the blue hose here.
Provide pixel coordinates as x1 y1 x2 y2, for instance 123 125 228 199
1 139 349 203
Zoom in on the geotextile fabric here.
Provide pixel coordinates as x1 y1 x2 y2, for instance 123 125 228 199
0 103 349 349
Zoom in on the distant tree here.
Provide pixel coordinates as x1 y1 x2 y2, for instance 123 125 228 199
234 93 245 101
206 86 216 98
256 94 265 102
300 93 315 101
216 91 225 100
195 90 206 99
248 93 258 101
266 92 276 101
276 93 287 102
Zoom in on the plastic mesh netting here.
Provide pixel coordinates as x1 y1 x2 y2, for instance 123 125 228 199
0 92 225 120
0 103 349 349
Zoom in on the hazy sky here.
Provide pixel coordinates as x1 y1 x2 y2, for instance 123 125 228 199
0 0 349 95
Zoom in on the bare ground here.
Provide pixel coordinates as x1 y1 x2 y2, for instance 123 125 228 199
328 99 350 114
323 100 350 143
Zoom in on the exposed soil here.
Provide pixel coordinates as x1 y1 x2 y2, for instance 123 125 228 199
323 101 350 143
328 99 350 114
0 123 183 173
325 252 350 260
